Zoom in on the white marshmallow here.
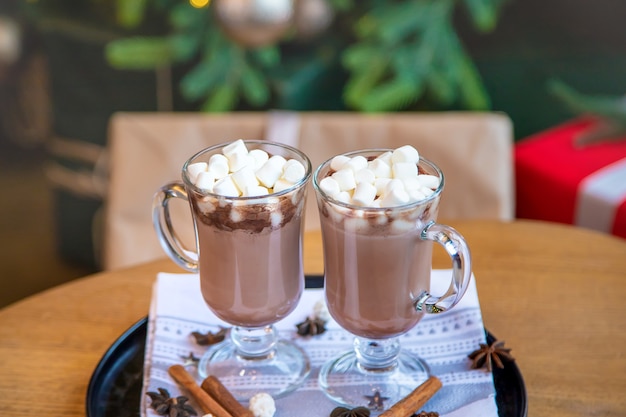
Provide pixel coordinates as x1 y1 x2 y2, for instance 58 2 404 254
245 154 259 170
352 182 377 206
374 178 392 196
230 207 243 223
270 212 283 228
187 162 208 182
213 175 240 197
420 185 435 197
248 149 269 169
291 190 301 206
267 155 287 169
319 177 341 197
391 219 415 233
222 139 248 160
282 159 306 183
343 155 368 172
354 168 376 185
249 393 276 417
418 174 440 189
380 187 410 207
313 298 331 322
243 185 269 197
320 146 434 208
330 155 350 171
255 160 283 188
392 161 418 180
195 171 216 191
227 151 252 173
376 151 393 165
223 140 250 172
331 168 357 191
231 167 259 192
391 145 420 164
384 179 405 194
344 217 369 233
402 176 422 191
408 188 426 201
326 204 346 222
197 199 216 213
272 178 294 193
208 154 230 179
374 209 387 222
368 158 392 179
335 191 352 204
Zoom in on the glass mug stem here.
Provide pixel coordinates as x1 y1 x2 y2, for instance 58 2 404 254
230 326 278 359
354 337 401 372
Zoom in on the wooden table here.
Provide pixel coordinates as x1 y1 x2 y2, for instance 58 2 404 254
1 219 625 416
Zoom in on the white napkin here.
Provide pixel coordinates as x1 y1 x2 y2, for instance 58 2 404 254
141 270 498 416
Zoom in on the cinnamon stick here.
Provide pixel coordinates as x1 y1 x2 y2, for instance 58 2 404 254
168 365 232 417
379 375 442 417
201 375 255 417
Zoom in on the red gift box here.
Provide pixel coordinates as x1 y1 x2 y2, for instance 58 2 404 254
515 118 626 239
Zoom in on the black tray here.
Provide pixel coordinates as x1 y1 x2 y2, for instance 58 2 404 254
86 276 527 417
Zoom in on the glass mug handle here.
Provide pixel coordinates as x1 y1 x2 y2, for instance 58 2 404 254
414 221 472 314
152 182 199 273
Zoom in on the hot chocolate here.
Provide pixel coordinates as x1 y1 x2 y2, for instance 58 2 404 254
314 146 473 409
315 148 441 339
153 139 313 399
190 188 306 327
181 139 309 328
319 210 436 339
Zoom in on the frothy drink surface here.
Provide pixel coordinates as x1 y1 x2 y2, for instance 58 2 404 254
190 191 305 328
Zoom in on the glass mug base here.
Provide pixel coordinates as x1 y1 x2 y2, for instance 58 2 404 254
198 339 311 401
318 348 431 412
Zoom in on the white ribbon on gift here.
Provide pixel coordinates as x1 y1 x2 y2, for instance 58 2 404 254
265 110 302 148
575 157 626 234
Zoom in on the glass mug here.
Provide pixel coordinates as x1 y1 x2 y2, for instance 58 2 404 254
313 149 472 410
153 140 312 400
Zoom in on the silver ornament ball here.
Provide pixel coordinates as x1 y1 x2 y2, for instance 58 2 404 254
213 0 295 48
294 0 334 39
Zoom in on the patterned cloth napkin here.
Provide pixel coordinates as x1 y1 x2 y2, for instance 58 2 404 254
141 270 498 417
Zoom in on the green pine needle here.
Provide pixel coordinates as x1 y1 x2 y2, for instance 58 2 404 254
240 66 270 106
100 0 508 112
360 78 423 112
548 79 626 126
202 84 238 112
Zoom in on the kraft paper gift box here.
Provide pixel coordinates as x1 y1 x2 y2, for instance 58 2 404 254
515 117 626 238
103 111 514 270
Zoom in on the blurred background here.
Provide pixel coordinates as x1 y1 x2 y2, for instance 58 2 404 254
1 0 626 308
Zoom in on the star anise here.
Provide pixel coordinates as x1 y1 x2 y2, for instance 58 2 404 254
364 390 389 410
468 339 514 372
146 387 197 417
412 412 439 417
190 327 228 346
330 406 371 417
296 316 327 336
179 352 200 367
